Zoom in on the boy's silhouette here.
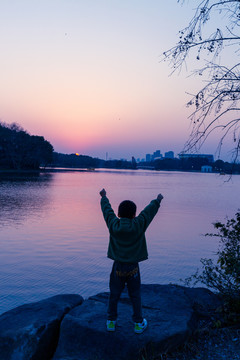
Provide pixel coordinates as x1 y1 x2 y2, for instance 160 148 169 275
100 188 163 333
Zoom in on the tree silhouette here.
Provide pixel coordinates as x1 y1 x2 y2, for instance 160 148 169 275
163 0 240 162
0 122 54 169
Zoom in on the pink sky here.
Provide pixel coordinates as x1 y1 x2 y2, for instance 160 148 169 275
0 0 233 160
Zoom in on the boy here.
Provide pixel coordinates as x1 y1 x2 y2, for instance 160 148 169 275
100 188 163 334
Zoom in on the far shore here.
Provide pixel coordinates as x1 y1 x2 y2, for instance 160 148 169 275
0 167 236 175
0 167 89 173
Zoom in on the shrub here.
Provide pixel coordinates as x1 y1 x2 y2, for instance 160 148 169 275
186 211 240 302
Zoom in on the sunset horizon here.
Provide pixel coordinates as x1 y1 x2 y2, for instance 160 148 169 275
1 0 233 161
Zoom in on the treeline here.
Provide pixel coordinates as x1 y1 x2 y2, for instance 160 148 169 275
52 153 100 168
0 122 54 170
52 152 134 169
52 153 240 174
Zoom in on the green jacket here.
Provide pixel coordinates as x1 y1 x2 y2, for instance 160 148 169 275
100 196 160 263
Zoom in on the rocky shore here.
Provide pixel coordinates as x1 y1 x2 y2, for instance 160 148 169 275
0 284 223 360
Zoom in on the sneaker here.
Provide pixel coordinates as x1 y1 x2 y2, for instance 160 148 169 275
134 318 147 334
106 320 116 332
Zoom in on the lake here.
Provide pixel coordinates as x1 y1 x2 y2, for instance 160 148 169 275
0 169 239 315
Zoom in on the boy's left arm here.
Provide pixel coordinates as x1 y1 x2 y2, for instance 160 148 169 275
136 194 163 231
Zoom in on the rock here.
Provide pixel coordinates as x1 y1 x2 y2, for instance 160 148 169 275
53 284 221 360
183 286 222 313
0 285 221 360
0 294 83 360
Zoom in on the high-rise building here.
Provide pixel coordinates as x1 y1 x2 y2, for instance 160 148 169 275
165 151 174 159
146 154 151 162
153 150 161 159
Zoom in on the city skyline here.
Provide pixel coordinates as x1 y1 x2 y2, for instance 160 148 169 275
74 148 217 164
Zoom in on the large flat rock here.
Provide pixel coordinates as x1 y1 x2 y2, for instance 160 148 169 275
53 284 220 360
0 294 83 360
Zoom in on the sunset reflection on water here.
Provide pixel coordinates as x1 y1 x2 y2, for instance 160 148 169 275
0 169 239 314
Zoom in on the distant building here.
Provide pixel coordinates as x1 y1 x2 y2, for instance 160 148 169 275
131 156 137 168
165 151 174 159
153 150 161 158
201 165 213 173
178 153 214 163
151 150 162 161
146 154 151 162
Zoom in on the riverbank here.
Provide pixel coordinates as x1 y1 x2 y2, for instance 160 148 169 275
0 166 239 175
0 167 88 173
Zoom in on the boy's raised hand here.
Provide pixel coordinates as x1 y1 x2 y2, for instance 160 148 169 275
157 194 164 203
100 188 107 197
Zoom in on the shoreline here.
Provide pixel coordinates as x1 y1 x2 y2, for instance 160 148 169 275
0 167 236 175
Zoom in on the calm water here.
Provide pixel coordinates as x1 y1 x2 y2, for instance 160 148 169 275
0 169 239 315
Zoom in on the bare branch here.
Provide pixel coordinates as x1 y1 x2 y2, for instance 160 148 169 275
163 1 240 163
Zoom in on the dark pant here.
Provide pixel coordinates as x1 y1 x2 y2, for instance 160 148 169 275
107 261 143 323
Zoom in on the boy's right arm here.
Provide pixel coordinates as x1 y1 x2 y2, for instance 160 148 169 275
157 194 164 203
100 189 117 228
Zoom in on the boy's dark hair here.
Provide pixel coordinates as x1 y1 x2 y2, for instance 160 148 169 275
118 200 136 219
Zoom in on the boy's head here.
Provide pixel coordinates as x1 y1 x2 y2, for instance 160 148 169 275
118 200 136 219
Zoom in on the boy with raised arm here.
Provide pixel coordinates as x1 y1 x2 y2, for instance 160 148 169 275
99 188 163 334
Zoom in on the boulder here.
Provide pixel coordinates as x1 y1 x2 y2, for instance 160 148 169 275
53 284 221 360
0 285 221 360
0 294 83 360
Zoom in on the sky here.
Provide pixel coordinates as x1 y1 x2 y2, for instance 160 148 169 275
0 0 233 161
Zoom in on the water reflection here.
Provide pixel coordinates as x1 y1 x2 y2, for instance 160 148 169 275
0 172 53 227
0 170 239 315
